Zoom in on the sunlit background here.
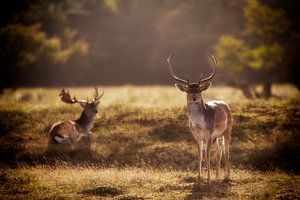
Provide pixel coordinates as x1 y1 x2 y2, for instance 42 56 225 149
0 1 299 199
1 0 299 97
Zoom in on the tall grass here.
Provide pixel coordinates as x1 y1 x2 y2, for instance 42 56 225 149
0 85 299 199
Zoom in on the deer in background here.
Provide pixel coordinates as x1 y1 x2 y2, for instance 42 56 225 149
49 88 104 145
167 52 233 184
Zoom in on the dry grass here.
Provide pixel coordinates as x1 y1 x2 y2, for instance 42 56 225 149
0 85 299 199
0 165 299 199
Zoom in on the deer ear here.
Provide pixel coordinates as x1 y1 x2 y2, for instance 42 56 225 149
80 102 86 108
94 100 100 106
175 83 188 92
199 82 212 91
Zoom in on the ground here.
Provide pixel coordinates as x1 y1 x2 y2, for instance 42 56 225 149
0 85 299 199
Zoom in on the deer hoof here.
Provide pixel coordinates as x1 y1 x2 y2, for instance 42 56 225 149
207 177 211 185
198 175 203 183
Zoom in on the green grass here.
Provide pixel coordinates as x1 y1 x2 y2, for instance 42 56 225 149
0 85 299 199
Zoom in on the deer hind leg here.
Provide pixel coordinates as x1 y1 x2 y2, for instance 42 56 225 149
223 129 231 180
206 137 212 184
214 138 222 179
197 140 203 183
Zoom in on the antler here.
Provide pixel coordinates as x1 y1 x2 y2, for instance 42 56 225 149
167 52 189 85
59 89 87 104
198 53 217 84
93 87 104 102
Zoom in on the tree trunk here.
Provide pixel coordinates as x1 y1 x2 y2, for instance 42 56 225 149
262 81 272 98
240 85 255 99
231 80 258 99
262 80 272 98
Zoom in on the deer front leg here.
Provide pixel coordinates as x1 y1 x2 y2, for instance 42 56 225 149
215 139 222 179
206 137 212 184
197 140 203 183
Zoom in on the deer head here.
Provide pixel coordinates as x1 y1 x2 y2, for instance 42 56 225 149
167 52 217 103
59 87 104 119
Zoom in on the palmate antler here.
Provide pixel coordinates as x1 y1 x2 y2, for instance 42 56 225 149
59 88 104 105
93 87 104 102
59 89 86 104
167 52 217 85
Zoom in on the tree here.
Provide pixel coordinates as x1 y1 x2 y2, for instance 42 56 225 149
249 43 284 97
0 23 88 91
214 35 250 77
0 1 90 92
244 0 289 44
214 0 289 98
243 0 289 97
214 35 259 98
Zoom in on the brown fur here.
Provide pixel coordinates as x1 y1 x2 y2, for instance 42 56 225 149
48 88 102 145
176 83 233 184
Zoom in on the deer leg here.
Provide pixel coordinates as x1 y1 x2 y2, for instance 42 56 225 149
197 140 203 183
206 137 212 184
214 139 222 179
224 131 231 180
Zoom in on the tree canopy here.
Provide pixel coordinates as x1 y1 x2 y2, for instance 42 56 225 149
0 0 299 91
213 0 297 97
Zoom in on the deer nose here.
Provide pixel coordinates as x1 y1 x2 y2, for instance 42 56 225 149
191 96 197 101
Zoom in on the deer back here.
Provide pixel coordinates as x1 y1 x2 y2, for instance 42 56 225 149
49 120 90 144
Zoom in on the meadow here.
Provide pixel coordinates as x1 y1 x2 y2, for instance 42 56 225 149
0 85 299 199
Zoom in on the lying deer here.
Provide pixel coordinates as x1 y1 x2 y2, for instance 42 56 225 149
49 88 104 144
167 52 233 184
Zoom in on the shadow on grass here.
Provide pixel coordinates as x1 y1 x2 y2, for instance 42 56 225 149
81 186 123 197
231 106 300 174
163 176 233 200
81 185 147 200
0 110 32 136
0 105 299 174
230 144 300 174
0 110 30 166
0 169 38 197
243 134 300 174
118 196 145 200
148 121 193 142
1 126 299 174
40 136 105 165
184 179 232 200
0 142 27 166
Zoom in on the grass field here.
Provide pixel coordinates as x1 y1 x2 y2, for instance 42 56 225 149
0 85 299 199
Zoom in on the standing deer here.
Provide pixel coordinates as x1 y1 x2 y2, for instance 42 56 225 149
49 88 104 145
167 52 233 184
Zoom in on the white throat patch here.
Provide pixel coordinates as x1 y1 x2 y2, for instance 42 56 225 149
188 102 205 125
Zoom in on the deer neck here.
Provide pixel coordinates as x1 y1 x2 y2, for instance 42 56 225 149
76 112 95 131
187 97 207 125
